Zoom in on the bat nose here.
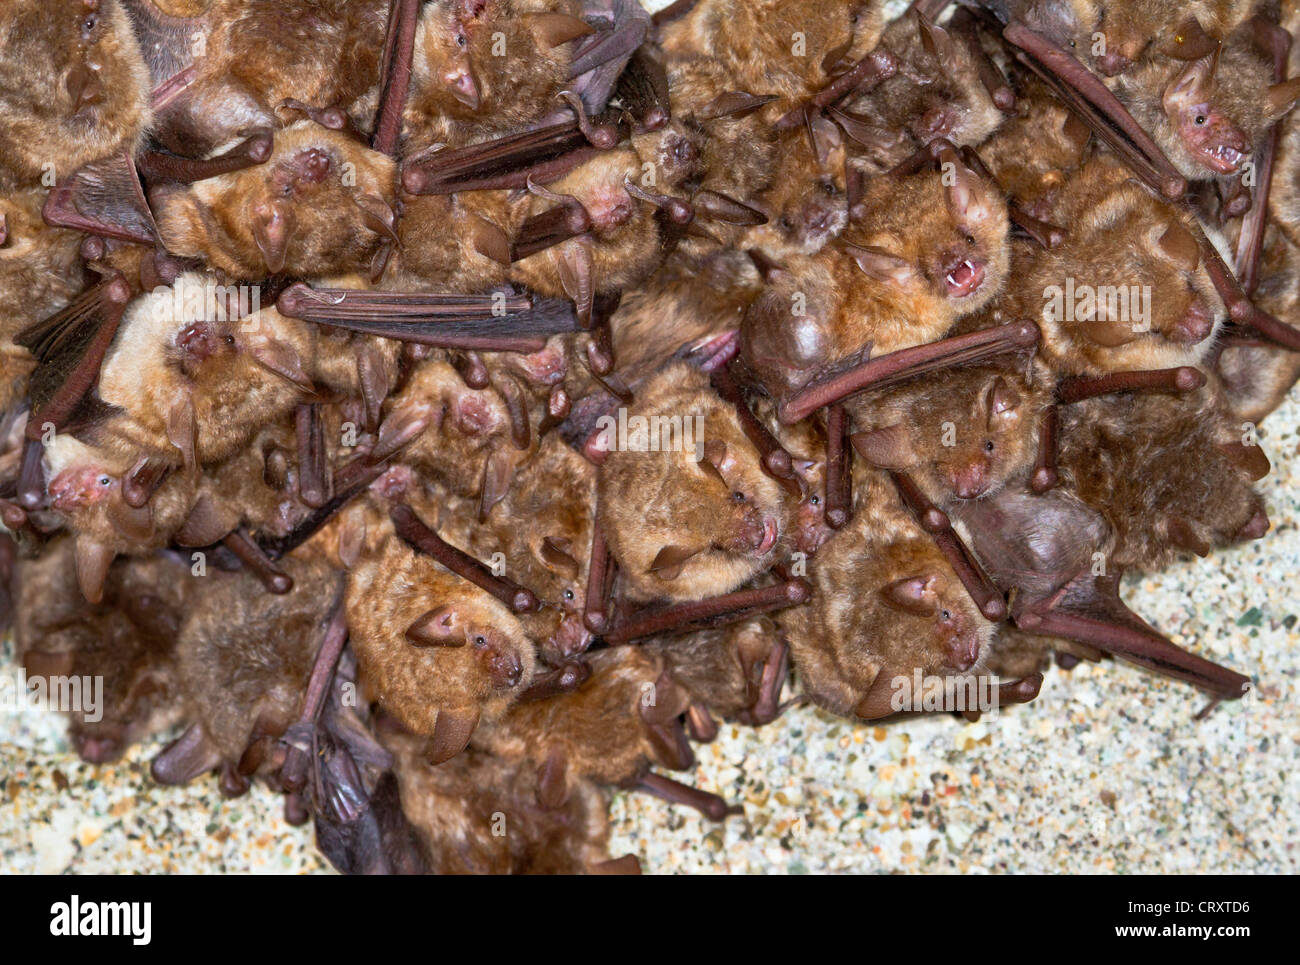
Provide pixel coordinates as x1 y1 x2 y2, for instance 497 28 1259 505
945 630 981 672
952 461 989 499
67 62 104 110
1093 51 1131 76
485 647 523 689
1171 299 1213 344
49 474 89 510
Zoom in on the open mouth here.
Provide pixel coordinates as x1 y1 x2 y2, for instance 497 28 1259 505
944 258 985 298
1201 142 1245 174
756 517 778 555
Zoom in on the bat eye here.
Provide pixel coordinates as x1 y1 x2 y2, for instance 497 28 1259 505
964 233 976 245
940 608 952 621
97 475 112 487
82 14 99 33
473 635 486 647
563 589 575 601
732 490 746 502
456 33 468 47
984 440 995 452
1195 115 1208 126
224 334 236 345
809 494 820 505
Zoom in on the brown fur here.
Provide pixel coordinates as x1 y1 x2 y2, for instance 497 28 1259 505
0 0 151 191
848 364 1050 506
152 122 397 281
596 362 790 604
781 507 996 721
1015 155 1226 377
1056 379 1270 571
476 646 691 793
383 730 630 875
175 553 342 768
16 542 189 763
741 160 1011 402
347 529 536 742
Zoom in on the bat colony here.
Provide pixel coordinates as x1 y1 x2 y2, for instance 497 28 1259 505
0 0 1296 874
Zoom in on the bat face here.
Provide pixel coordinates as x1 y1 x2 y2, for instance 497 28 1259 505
851 367 1046 504
409 0 580 131
347 533 536 753
596 363 788 604
783 525 993 720
848 159 1011 317
1025 161 1224 374
0 0 151 189
151 122 397 281
1160 53 1251 176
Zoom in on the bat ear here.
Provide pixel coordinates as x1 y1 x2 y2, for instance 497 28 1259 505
465 211 511 265
150 185 206 261
852 662 897 720
880 574 940 617
406 605 468 647
850 425 910 470
244 332 315 392
108 498 154 543
249 199 295 274
425 707 480 764
942 155 994 226
526 11 595 47
1267 76 1300 117
699 437 730 484
986 377 1021 424
478 449 515 522
536 746 571 809
1218 441 1271 481
74 537 115 605
915 11 957 70
1162 50 1217 114
337 510 366 569
1161 16 1218 61
1156 221 1200 273
442 54 481 110
175 493 230 547
649 544 702 581
165 390 198 474
538 536 580 581
844 243 914 286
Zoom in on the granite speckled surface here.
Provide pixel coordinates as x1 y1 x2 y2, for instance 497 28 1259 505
2 0 1296 876
3 388 1296 874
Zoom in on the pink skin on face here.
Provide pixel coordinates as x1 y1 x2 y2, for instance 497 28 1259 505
1175 106 1248 174
49 465 117 512
942 255 986 298
939 606 981 672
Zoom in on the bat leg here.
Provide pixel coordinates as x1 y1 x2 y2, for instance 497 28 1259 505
685 701 718 743
390 503 538 613
710 363 802 499
739 638 791 726
42 154 157 244
1056 366 1205 404
775 49 897 131
451 351 491 390
276 283 559 353
295 403 329 508
624 176 694 225
136 129 273 184
605 578 812 643
583 520 616 634
781 320 1041 423
16 438 45 511
949 8 1015 111
1003 22 1186 200
221 528 294 594
1014 572 1252 699
585 294 622 382
518 661 591 703
510 197 593 262
634 772 739 822
887 471 1008 621
372 0 422 157
401 122 597 195
1031 404 1060 492
824 403 852 528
